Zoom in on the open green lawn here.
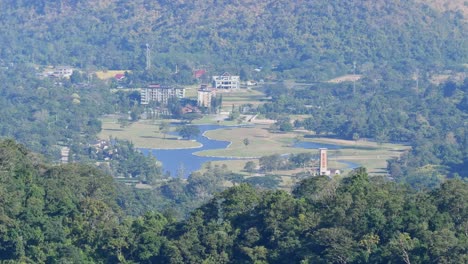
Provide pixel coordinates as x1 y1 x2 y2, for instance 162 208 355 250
196 125 409 175
301 137 409 174
190 115 240 126
198 159 256 175
219 88 268 111
185 85 267 107
196 125 301 157
99 118 200 149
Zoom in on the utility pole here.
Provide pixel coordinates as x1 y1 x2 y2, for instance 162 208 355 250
353 61 357 95
414 69 419 93
146 43 151 70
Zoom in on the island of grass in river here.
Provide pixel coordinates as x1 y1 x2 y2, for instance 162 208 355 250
100 119 409 177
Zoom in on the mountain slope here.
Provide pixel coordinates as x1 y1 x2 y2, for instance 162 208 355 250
0 0 466 79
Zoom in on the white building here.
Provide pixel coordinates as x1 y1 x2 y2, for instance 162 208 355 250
140 84 185 105
51 66 73 78
60 147 70 164
212 72 240 89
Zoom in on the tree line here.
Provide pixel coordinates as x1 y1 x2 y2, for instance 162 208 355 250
0 140 466 263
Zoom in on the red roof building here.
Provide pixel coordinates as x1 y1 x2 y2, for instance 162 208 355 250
114 73 125 81
181 104 201 114
193 69 206 79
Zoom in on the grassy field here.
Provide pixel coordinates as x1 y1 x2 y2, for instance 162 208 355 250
196 125 409 175
219 88 268 111
205 159 343 191
191 115 240 126
196 125 300 157
99 118 200 149
198 159 257 175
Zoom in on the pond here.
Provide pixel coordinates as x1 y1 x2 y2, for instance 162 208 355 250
293 141 342 150
293 141 360 169
140 125 359 177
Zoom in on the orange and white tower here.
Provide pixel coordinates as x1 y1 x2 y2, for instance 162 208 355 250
319 148 330 176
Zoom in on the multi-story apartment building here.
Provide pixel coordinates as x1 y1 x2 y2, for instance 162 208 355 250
197 85 216 108
140 84 185 105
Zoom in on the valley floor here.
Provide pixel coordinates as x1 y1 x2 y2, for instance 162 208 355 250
99 117 409 180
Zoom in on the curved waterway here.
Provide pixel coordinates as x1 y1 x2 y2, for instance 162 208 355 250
140 125 237 177
140 125 359 177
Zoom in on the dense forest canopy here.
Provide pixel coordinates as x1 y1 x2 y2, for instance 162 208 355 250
0 0 466 80
0 64 111 158
0 141 466 263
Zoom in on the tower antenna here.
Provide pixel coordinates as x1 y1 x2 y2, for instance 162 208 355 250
146 43 151 70
353 61 357 95
414 69 419 93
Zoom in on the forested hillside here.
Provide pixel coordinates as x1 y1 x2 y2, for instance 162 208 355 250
0 0 466 80
0 64 110 158
0 140 466 263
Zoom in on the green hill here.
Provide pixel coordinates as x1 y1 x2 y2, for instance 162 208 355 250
0 0 466 80
0 140 466 263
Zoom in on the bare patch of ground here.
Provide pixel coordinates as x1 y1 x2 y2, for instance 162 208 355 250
429 72 466 85
95 70 130 80
327 74 362 83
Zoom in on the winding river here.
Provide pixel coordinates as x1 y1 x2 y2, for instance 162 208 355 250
140 125 234 177
140 125 358 177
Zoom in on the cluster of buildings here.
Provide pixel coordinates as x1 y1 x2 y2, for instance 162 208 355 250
140 72 241 109
43 66 74 78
